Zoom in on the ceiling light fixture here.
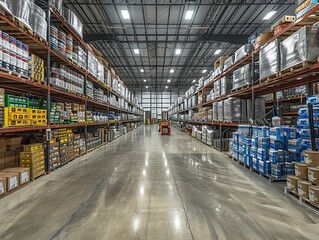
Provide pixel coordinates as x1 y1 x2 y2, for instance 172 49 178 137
167 79 171 83
170 69 174 73
134 49 140 54
202 69 207 73
143 79 146 82
121 10 130 19
185 10 193 20
140 69 144 73
175 48 181 55
214 49 222 55
165 86 168 89
263 11 276 20
145 86 148 89
192 79 196 83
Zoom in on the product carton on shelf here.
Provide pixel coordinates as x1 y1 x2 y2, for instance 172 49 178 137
0 171 19 192
303 150 319 166
0 177 6 195
5 151 16 168
287 175 300 194
309 185 319 206
308 167 319 185
294 163 308 180
271 15 295 31
259 39 280 80
297 180 312 199
3 167 30 185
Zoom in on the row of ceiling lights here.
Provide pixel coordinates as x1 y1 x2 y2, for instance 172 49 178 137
121 9 194 20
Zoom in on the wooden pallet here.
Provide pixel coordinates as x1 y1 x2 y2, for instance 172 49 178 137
31 78 46 85
279 61 315 76
231 84 251 93
31 172 46 182
259 73 279 83
284 187 319 214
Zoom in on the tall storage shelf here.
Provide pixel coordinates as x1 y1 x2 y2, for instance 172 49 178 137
0 1 143 174
169 4 319 151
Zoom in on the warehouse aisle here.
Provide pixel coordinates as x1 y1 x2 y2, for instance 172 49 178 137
0 126 319 240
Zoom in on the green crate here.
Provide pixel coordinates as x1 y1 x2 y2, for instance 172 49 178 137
5 94 29 108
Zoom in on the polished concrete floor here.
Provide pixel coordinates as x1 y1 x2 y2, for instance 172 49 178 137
0 126 319 240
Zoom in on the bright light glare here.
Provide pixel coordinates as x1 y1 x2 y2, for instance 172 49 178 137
145 86 148 89
143 79 146 82
263 11 276 20
121 10 130 19
202 69 207 73
192 79 196 83
134 49 140 54
165 86 168 89
214 49 222 55
170 69 174 73
175 48 181 55
185 10 193 20
140 69 144 72
167 79 171 83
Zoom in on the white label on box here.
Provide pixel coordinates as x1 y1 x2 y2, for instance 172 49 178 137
9 176 18 190
309 191 315 202
21 172 29 183
287 181 292 188
295 169 300 176
0 182 4 193
309 172 314 181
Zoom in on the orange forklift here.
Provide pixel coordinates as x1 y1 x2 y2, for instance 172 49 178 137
159 120 171 135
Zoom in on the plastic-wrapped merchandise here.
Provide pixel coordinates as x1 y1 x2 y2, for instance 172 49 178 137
234 44 253 63
223 98 247 122
191 95 198 107
214 65 223 76
213 102 218 121
259 39 280 80
247 98 266 120
280 26 319 71
220 77 232 96
207 129 220 146
63 8 83 38
86 80 94 99
50 0 63 12
29 2 47 40
224 55 234 71
232 63 259 90
88 52 98 77
0 0 11 13
217 101 224 121
214 79 220 99
74 45 86 68
8 0 32 28
97 62 104 83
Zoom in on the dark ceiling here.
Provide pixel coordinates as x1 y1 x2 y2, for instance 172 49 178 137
63 0 295 90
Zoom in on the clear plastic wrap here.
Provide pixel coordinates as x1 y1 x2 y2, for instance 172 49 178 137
50 0 63 12
217 101 224 121
63 8 83 38
247 98 266 120
224 55 234 71
259 39 280 80
88 52 98 77
0 0 11 13
214 65 223 76
232 63 259 90
223 98 247 122
30 2 47 40
214 79 220 99
213 102 218 121
234 44 253 63
280 26 319 71
220 77 232 96
8 0 32 28
97 62 104 83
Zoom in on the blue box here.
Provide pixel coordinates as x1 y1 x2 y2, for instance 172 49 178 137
252 137 258 148
245 155 252 166
282 127 298 139
257 147 268 161
258 126 270 137
271 163 283 178
284 163 294 175
264 161 271 175
258 137 270 150
252 157 258 170
306 95 319 104
269 150 287 163
232 132 239 142
252 126 258 137
298 108 308 118
270 127 285 141
250 146 257 158
258 160 265 173
270 139 284 150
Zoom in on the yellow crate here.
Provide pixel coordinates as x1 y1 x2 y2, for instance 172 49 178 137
5 119 31 127
59 137 67 144
66 129 73 134
23 143 42 152
31 119 47 126
5 106 30 114
7 112 30 120
20 156 44 165
20 150 44 158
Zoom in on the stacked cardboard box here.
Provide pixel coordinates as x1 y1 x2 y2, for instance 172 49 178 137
0 171 19 193
48 140 60 169
66 129 74 162
0 137 23 170
287 151 319 207
0 88 4 127
20 143 45 180
73 134 81 157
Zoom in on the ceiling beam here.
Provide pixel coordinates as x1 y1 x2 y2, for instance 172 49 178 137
84 33 249 45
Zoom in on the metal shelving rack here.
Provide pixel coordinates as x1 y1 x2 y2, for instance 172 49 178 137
169 5 319 151
0 2 144 173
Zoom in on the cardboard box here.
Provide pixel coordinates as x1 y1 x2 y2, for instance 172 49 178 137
294 163 308 180
297 180 312 199
0 139 6 153
7 144 23 152
0 177 6 195
6 137 22 147
254 32 273 49
304 150 319 166
23 143 43 152
308 167 319 185
0 152 5 170
5 151 16 168
0 171 19 191
0 88 4 107
287 175 300 193
3 167 30 185
309 185 319 206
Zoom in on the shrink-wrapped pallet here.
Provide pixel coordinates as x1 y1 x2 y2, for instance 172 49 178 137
214 79 220 99
224 55 234 71
259 39 280 80
234 44 253 63
63 8 83 38
217 101 224 122
214 65 223 76
233 63 259 90
30 2 47 40
8 0 32 28
223 98 247 122
220 77 232 96
247 98 266 120
280 26 319 71
50 0 63 13
213 102 218 121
